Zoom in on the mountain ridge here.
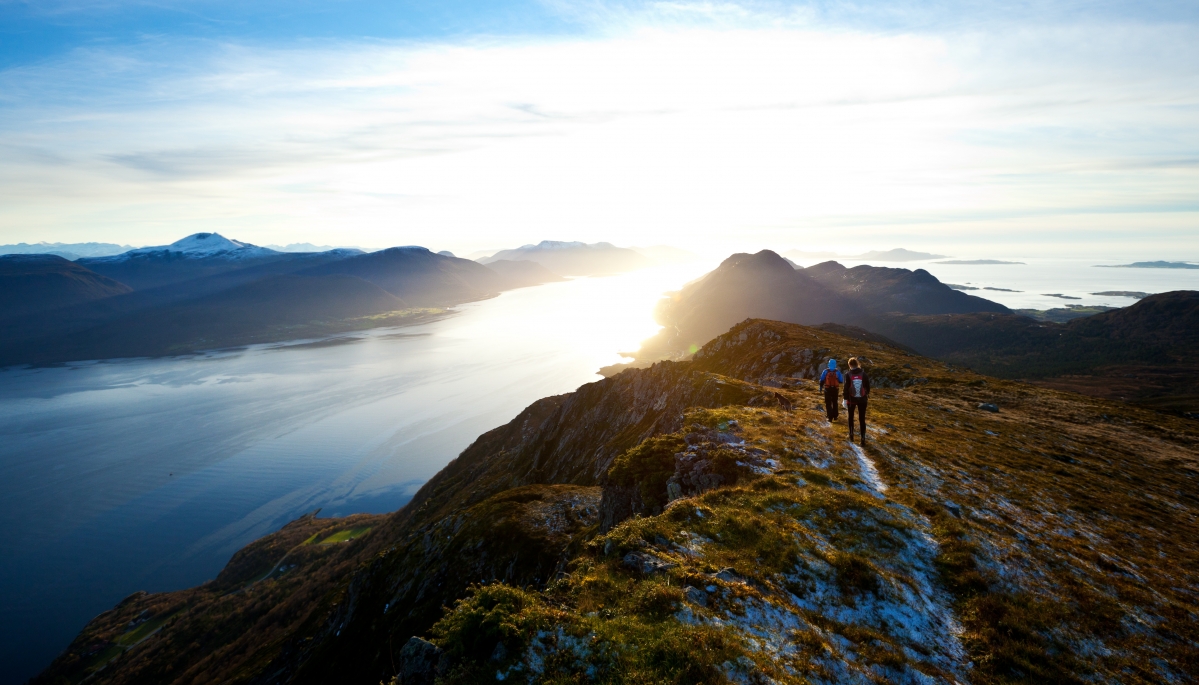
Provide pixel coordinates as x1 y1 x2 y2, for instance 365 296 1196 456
34 319 1199 685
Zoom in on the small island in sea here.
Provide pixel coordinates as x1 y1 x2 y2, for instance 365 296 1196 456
1092 291 1150 299
1096 261 1199 269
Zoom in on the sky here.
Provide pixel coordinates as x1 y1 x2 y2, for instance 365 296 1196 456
0 0 1197 258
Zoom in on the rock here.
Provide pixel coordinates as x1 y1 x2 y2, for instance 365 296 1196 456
710 567 743 584
622 551 677 575
398 637 443 685
666 481 683 502
683 585 708 607
978 403 999 413
598 484 642 533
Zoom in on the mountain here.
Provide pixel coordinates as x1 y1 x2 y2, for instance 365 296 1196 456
0 255 132 320
0 241 133 260
0 242 531 367
481 259 566 289
36 320 1199 684
805 260 1009 316
479 240 650 276
300 246 504 306
862 291 1198 376
78 233 289 289
11 274 411 362
639 250 1003 359
636 251 1199 413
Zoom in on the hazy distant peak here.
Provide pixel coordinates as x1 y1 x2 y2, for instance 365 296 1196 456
379 245 432 254
0 241 132 259
479 240 647 275
523 240 588 250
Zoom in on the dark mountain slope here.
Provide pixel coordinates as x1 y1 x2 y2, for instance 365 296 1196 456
867 291 1199 412
301 247 503 306
0 247 515 367
3 275 414 364
639 250 1004 359
805 260 1009 315
0 255 132 320
640 250 860 357
37 320 1199 685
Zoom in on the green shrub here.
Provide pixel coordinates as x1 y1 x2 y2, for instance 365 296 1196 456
607 435 686 512
432 584 549 664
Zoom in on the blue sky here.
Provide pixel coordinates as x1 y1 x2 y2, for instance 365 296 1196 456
1 0 1197 257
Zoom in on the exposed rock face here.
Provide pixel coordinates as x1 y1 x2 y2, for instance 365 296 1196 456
396 637 443 685
37 319 1199 685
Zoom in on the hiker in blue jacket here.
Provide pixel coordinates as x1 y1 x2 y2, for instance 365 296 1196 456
818 359 843 422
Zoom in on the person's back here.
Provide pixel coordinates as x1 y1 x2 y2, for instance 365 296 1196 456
843 357 870 445
818 359 842 422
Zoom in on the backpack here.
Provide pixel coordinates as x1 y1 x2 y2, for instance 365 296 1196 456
823 369 840 388
846 370 866 399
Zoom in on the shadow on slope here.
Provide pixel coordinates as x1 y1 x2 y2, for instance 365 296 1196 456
0 255 132 320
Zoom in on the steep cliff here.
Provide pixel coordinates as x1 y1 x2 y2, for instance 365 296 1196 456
36 321 1199 684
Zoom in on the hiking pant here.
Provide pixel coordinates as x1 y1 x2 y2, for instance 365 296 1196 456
848 399 867 438
824 388 839 421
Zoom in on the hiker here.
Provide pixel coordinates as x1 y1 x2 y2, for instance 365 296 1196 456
844 357 870 445
818 359 843 421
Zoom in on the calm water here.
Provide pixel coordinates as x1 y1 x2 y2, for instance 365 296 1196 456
2 257 1196 682
0 264 710 684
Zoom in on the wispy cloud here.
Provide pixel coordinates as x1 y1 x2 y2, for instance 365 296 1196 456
0 3 1196 255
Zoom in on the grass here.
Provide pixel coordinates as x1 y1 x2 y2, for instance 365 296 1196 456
317 526 373 544
114 611 179 647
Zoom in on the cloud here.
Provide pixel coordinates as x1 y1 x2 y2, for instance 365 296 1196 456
0 7 1197 256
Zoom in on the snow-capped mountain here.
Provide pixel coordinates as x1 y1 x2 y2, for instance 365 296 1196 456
100 232 279 261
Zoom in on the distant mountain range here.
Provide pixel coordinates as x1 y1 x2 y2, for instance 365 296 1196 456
0 241 133 260
479 240 649 276
0 233 566 366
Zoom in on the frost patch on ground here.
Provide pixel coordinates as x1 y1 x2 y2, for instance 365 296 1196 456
850 443 888 494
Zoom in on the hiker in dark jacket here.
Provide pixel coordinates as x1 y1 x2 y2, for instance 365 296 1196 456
818 358 843 421
844 357 870 445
